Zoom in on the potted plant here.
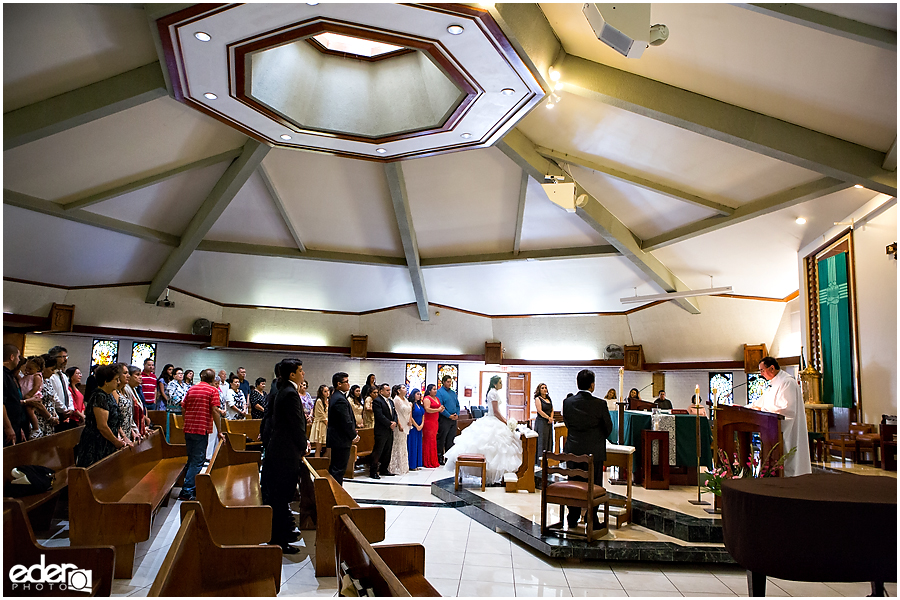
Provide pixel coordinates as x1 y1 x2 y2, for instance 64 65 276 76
701 441 797 513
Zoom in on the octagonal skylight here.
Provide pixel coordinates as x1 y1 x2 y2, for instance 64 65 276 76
310 32 404 58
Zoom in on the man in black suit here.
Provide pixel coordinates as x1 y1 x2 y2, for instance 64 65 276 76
260 358 308 554
327 371 359 485
370 383 397 478
562 369 613 530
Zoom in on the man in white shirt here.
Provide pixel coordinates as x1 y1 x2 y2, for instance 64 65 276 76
47 346 83 431
749 357 812 477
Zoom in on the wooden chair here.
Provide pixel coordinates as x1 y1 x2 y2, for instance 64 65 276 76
880 421 897 471
148 502 282 596
4 498 115 597
505 430 538 493
455 454 486 491
540 451 609 541
824 430 857 464
852 424 881 467
333 506 439 597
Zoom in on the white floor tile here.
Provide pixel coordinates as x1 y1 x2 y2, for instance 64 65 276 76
665 574 734 594
514 583 574 597
562 570 623 590
425 561 463 580
460 564 515 584
512 551 562 572
624 591 682 597
428 577 461 597
569 587 628 597
457 580 517 597
615 573 679 593
514 568 570 587
559 560 613 572
465 551 514 568
767 579 843 597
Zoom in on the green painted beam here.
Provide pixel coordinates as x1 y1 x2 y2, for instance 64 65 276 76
736 4 896 50
257 163 306 252
497 129 568 183
4 62 168 151
573 188 701 315
384 163 429 321
197 240 405 266
145 140 270 303
642 177 854 250
4 189 179 246
513 170 529 255
559 54 897 196
883 137 897 172
62 148 243 211
421 245 619 268
490 3 563 92
535 145 736 216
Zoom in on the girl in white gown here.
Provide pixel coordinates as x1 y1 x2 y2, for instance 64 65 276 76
444 376 523 484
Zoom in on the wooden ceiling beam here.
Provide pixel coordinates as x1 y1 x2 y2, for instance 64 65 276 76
258 163 307 252
385 162 429 321
4 62 168 151
145 139 270 303
513 170 529 255
197 240 406 267
734 4 896 50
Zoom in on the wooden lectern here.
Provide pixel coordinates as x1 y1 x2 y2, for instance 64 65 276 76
714 406 784 476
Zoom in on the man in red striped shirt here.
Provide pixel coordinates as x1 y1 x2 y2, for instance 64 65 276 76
141 358 157 411
178 368 223 501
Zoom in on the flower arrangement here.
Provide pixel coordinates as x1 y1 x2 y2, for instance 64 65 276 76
701 441 797 497
507 418 518 432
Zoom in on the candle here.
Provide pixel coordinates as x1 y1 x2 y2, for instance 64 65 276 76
695 384 700 405
618 367 624 403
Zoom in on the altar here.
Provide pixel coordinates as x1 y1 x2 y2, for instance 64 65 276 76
608 410 713 485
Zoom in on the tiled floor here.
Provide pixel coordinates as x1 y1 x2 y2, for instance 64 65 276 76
34 464 897 597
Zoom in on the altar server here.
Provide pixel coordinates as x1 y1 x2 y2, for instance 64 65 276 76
750 357 811 477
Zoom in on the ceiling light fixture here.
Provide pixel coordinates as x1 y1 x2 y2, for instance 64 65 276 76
306 2 319 5
203 92 217 100
460 132 472 139
376 148 387 154
501 88 515 96
854 184 864 189
620 286 733 305
447 24 464 35
549 66 561 82
795 217 807 225
194 32 211 42
280 134 292 141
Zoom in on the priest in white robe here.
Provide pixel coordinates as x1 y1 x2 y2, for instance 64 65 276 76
749 357 812 477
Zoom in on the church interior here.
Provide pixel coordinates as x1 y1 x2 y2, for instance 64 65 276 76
3 2 897 598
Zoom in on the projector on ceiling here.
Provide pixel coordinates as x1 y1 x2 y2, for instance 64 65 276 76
582 3 668 59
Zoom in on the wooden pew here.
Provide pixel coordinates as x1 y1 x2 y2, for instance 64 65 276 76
168 414 185 445
4 498 115 597
334 506 439 597
148 502 281 597
2 426 83 531
304 458 385 577
504 429 538 493
350 427 375 479
68 429 186 579
195 435 271 545
147 410 167 429
225 418 262 450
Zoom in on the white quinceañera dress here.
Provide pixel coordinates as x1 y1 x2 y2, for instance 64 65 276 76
444 389 523 484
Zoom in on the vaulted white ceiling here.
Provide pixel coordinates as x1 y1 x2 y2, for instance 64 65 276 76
3 3 895 317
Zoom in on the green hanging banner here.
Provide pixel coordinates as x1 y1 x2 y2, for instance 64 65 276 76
817 253 853 409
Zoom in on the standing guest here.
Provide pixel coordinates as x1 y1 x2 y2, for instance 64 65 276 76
3 344 28 445
65 367 85 416
114 364 138 442
310 385 329 457
165 368 189 414
124 366 149 439
141 358 157 413
407 389 424 470
370 383 397 478
83 367 99 410
32 355 61 438
361 373 377 404
299 381 314 426
47 347 81 430
225 374 248 420
326 372 359 484
19 356 44 435
653 390 673 410
216 370 230 416
260 358 308 554
183 370 195 387
435 375 460 465
422 384 443 468
364 386 379 429
178 369 224 501
260 362 285 449
749 357 811 477
533 383 554 465
157 364 175 411
389 384 410 475
75 364 131 467
348 385 364 427
237 367 251 403
562 369 612 531
249 378 268 419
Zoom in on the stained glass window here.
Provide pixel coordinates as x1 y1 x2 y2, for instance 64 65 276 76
131 342 156 367
91 339 119 368
747 373 768 404
405 363 427 394
437 364 459 392
708 372 734 405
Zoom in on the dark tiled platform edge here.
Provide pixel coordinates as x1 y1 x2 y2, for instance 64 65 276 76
431 477 735 564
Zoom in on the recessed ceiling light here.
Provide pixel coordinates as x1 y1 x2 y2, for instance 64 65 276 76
280 134 292 141
460 133 472 139
549 67 561 82
194 32 211 42
203 92 217 100
546 102 555 110
854 184 864 189
306 2 319 5
501 88 515 96
795 217 807 225
376 148 387 154
447 24 464 35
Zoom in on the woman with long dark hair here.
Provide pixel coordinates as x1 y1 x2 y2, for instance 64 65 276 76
361 373 377 404
348 385 364 427
533 383 553 465
422 384 443 468
310 384 329 457
364 385 379 429
75 364 131 467
156 364 174 411
407 388 425 470
389 384 410 475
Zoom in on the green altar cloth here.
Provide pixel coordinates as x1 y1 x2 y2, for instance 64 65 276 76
607 410 713 470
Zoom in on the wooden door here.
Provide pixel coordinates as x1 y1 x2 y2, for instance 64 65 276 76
507 372 530 422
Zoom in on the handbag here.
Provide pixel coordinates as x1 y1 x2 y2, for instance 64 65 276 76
4 465 55 497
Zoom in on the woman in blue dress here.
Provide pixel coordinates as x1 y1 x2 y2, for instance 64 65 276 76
407 388 425 470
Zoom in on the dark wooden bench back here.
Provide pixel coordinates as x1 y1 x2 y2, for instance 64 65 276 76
356 427 375 456
3 426 83 483
3 498 115 597
84 431 169 502
148 502 281 597
147 410 167 429
224 418 261 439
